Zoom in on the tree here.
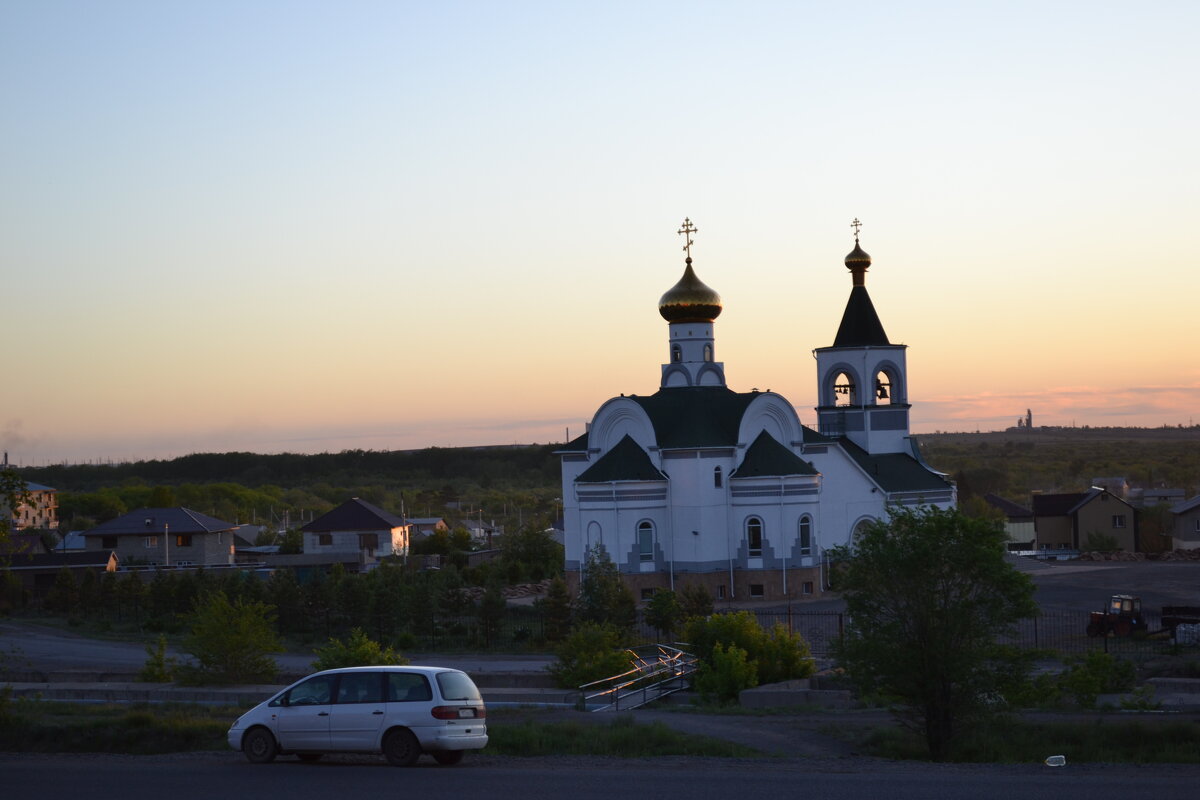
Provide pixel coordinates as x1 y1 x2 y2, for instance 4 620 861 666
831 505 1038 761
182 591 281 684
477 573 507 646
677 582 713 620
311 627 408 670
575 546 637 632
540 576 573 642
643 589 682 639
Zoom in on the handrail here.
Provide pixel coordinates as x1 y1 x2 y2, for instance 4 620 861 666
579 643 698 712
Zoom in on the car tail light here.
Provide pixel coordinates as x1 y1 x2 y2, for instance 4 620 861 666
431 705 485 720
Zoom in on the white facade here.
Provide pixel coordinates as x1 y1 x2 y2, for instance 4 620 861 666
558 229 955 601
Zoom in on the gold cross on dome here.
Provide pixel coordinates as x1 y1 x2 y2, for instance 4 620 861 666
677 217 698 260
850 218 863 242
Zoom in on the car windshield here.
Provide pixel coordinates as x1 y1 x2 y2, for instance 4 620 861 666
435 671 481 701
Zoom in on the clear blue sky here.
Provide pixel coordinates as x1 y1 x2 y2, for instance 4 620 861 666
3 1 1197 464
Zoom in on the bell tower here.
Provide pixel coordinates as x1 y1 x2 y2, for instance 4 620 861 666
814 220 910 453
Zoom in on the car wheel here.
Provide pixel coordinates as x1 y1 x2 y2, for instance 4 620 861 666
297 753 323 763
242 727 278 764
383 728 421 767
431 750 464 766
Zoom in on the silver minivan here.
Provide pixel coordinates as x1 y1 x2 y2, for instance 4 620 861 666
227 666 488 766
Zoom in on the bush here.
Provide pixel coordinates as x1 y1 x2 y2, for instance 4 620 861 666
548 623 635 688
693 643 758 703
682 612 815 687
180 591 280 685
311 628 409 671
138 635 177 683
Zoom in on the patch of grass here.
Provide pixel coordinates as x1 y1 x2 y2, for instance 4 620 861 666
863 716 1200 764
0 701 236 754
484 713 760 757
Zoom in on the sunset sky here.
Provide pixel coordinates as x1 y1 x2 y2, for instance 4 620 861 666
4 1 1197 465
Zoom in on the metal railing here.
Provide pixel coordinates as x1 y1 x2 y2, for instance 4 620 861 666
579 643 699 712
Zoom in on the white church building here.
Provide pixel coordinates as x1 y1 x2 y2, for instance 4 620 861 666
557 220 955 602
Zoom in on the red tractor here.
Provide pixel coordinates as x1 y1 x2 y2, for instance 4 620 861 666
1086 594 1148 638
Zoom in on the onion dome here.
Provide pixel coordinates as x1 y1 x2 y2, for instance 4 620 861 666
658 258 723 323
845 241 872 287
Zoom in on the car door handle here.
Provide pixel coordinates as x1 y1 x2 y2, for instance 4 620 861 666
373 710 384 715
318 712 329 716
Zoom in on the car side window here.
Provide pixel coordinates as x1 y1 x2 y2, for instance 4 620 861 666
286 675 335 706
387 672 433 702
336 672 384 704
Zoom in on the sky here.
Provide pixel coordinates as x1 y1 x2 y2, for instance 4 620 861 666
3 1 1198 465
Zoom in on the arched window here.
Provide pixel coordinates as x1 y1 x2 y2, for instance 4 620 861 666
874 370 892 405
746 516 763 557
798 515 812 555
637 520 655 562
671 345 682 363
587 521 603 549
713 466 723 488
833 371 856 406
703 343 713 362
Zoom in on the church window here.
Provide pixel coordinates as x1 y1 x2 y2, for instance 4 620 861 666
714 466 722 488
874 370 892 405
717 585 726 600
746 517 763 557
802 581 814 595
703 344 713 362
638 520 655 561
750 584 764 598
798 516 812 555
671 345 682 363
833 372 856 406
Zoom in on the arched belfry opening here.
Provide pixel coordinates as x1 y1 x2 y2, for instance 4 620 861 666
833 371 857 406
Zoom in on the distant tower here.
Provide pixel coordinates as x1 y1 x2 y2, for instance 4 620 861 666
1026 409 1033 430
814 220 910 454
658 218 726 388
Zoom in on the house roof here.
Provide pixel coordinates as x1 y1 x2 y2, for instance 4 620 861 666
984 493 1033 519
576 434 667 483
732 430 818 478
1031 492 1088 516
301 497 406 532
832 285 890 347
1171 495 1200 514
838 437 953 494
22 481 56 492
83 508 237 537
629 387 762 448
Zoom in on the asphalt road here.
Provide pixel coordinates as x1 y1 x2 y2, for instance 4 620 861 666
4 751 1200 800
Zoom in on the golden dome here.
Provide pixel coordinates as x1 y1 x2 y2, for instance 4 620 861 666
659 258 723 323
845 242 872 287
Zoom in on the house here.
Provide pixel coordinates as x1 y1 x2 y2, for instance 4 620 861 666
408 517 449 537
1032 488 1139 553
300 497 411 568
984 493 1035 550
557 222 954 602
1140 487 1186 508
82 507 240 567
1169 496 1200 550
462 518 502 547
2 481 59 531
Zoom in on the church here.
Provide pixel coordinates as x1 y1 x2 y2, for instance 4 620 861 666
557 220 955 602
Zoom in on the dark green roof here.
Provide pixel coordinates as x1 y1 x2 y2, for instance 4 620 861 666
558 430 590 452
576 435 666 483
732 431 818 478
838 437 951 493
833 285 890 347
630 387 760 448
802 426 835 444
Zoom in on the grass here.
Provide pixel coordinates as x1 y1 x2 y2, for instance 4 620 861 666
0 699 235 754
483 711 760 757
864 716 1200 764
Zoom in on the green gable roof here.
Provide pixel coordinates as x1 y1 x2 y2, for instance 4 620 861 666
732 430 818 478
629 387 760 448
576 435 666 483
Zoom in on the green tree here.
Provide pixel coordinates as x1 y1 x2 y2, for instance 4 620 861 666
182 591 281 684
575 546 637 632
500 523 563 582
682 611 815 687
831 505 1038 761
477 573 507 646
643 589 682 639
0 468 30 558
311 627 408 670
548 622 634 688
540 576 573 642
677 581 713 620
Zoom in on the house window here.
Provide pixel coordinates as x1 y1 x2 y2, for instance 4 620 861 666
1195 519 1200 532
802 581 814 595
641 588 656 600
671 345 682 362
798 516 812 556
358 533 376 553
175 535 192 548
746 517 763 557
717 585 726 600
1112 515 1127 529
638 520 655 562
714 466 722 488
318 533 332 546
144 536 158 548
101 536 118 549
749 584 764 598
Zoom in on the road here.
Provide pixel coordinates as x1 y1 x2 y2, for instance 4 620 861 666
4 751 1200 800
